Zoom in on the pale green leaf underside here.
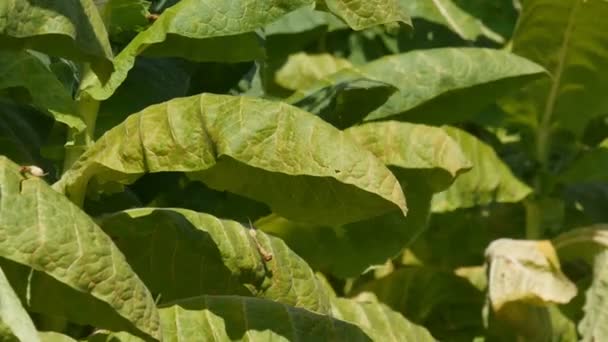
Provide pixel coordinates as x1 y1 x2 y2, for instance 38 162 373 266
55 93 406 227
0 50 84 130
99 208 331 314
502 0 608 136
0 0 113 81
88 295 380 342
38 332 78 342
0 157 160 340
400 0 503 42
485 239 577 311
361 48 546 124
331 298 435 341
82 0 314 100
320 0 411 30
276 52 353 90
579 250 608 341
0 266 39 342
431 126 532 212
259 122 469 277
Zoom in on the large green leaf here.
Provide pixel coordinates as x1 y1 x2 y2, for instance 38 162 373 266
258 122 470 277
286 68 397 129
0 157 160 340
0 266 39 342
399 0 503 42
501 0 608 138
360 48 546 124
99 208 332 313
350 267 485 340
55 93 406 227
0 0 113 81
81 0 314 100
331 297 435 341
485 238 577 311
0 50 84 130
318 0 411 31
432 127 532 212
275 53 353 91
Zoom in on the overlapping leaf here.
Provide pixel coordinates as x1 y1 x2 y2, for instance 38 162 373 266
561 138 608 184
318 0 411 30
276 53 353 91
0 50 84 130
258 122 470 277
501 0 608 138
0 267 39 342
400 0 503 42
99 208 331 313
56 93 406 226
0 157 160 340
432 127 532 212
81 0 314 100
360 48 546 124
0 0 113 81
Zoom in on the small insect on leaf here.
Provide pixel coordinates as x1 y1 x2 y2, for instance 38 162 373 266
247 219 273 262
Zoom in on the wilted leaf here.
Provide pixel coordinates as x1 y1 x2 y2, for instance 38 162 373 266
276 53 353 90
331 297 435 341
0 50 84 130
82 0 314 100
56 93 406 227
350 267 485 340
432 127 532 212
0 0 113 81
0 266 39 342
318 0 411 31
485 238 577 311
0 157 160 340
501 0 608 137
99 208 332 313
400 0 503 42
287 68 397 129
361 48 546 124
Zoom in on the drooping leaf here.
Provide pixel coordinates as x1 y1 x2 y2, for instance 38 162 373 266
0 0 113 81
287 68 397 129
0 50 84 130
55 93 407 227
501 0 608 137
399 0 504 42
553 224 608 265
360 48 546 124
350 267 485 340
432 127 532 212
0 266 40 342
331 297 435 341
275 53 353 90
485 238 577 312
89 295 383 341
0 157 160 340
81 0 314 100
99 208 332 313
318 0 411 31
259 122 470 277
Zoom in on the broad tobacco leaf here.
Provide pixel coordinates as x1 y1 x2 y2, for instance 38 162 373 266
501 0 608 137
276 53 353 91
0 266 39 342
432 127 532 212
265 6 347 36
317 0 411 31
99 208 331 313
399 0 504 42
0 50 84 131
81 0 314 100
0 0 113 81
485 238 577 312
286 68 397 129
55 94 406 227
361 48 546 124
350 267 485 340
0 157 160 340
258 122 470 277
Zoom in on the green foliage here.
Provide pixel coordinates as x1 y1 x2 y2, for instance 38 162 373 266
1 0 607 340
